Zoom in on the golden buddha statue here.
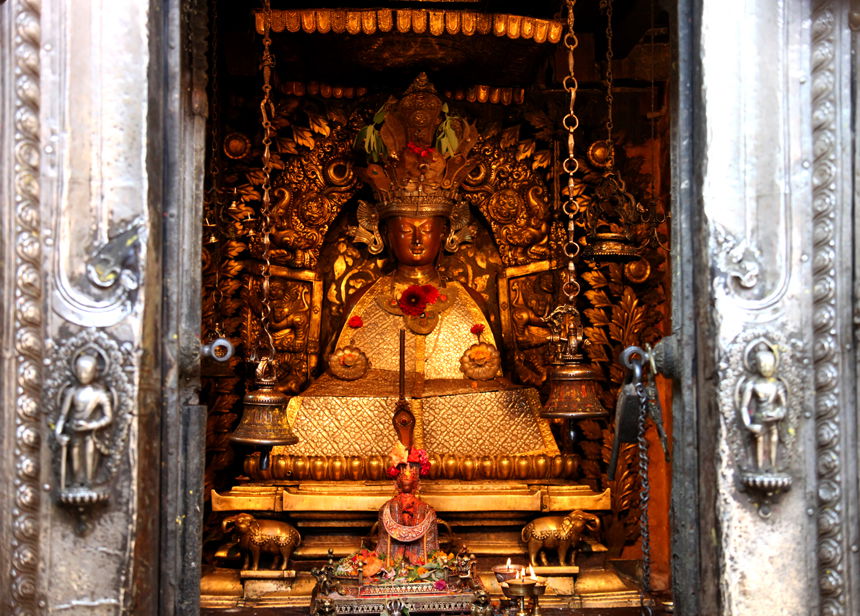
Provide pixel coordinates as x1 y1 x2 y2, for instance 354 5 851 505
278 74 558 461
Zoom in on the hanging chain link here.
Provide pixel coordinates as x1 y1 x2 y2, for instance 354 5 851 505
257 0 277 362
561 0 581 306
601 0 615 153
636 367 653 616
207 0 226 339
648 0 656 195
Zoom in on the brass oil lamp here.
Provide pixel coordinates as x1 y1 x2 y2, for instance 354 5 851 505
581 0 643 262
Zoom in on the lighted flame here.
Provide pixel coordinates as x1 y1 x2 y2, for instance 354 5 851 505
515 568 521 580
529 564 538 580
506 558 512 569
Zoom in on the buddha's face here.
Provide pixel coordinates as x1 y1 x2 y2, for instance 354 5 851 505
753 349 776 377
74 355 98 385
386 215 447 267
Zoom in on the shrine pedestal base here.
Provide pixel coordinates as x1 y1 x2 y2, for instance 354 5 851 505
314 583 478 615
240 569 297 599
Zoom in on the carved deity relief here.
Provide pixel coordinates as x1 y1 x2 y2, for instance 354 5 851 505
45 329 132 532
719 331 802 516
736 342 789 476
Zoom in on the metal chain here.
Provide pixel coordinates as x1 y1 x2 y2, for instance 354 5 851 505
636 377 653 616
207 0 225 339
561 0 581 305
257 0 277 361
648 0 656 200
601 0 615 153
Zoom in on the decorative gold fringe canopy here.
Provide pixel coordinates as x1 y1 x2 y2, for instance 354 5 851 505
255 9 564 44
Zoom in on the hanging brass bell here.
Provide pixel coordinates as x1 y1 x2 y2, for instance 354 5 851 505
541 357 608 419
230 359 298 451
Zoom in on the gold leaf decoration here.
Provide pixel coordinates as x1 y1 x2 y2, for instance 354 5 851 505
307 112 331 136
516 139 535 161
532 150 550 170
292 125 315 149
500 125 520 149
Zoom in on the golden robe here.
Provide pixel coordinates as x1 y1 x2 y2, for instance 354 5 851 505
278 275 558 458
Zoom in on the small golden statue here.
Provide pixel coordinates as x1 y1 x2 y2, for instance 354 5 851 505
221 512 301 571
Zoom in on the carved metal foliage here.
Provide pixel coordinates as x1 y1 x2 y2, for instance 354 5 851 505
461 129 551 267
717 329 804 516
44 329 134 530
10 0 44 612
52 218 143 327
811 2 848 613
85 221 142 294
710 222 762 296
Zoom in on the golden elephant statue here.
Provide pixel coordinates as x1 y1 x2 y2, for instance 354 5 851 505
222 512 301 571
521 510 600 566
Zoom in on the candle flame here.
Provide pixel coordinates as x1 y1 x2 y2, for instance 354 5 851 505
529 564 538 580
506 558 511 569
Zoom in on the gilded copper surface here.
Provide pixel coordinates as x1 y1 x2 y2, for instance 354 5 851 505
245 452 581 481
337 276 494 380
202 67 671 571
255 9 563 45
422 388 557 457
279 386 556 458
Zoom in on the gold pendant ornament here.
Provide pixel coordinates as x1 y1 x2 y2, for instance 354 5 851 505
328 345 371 381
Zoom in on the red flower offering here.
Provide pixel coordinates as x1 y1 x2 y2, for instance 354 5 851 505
470 323 485 336
406 141 434 158
348 315 364 328
421 285 440 304
398 284 439 317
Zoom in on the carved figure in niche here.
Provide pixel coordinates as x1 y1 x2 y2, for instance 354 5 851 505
269 278 310 352
54 352 114 503
277 74 558 461
376 444 438 565
737 342 788 473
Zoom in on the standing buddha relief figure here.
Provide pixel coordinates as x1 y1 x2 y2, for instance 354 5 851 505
277 74 558 461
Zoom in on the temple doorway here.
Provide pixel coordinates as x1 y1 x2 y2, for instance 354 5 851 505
193 1 680 613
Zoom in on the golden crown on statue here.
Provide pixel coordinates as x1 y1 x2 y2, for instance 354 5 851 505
355 73 478 221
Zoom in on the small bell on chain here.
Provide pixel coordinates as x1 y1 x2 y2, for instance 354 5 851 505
543 0 608 423
230 358 298 470
541 304 608 420
543 361 608 419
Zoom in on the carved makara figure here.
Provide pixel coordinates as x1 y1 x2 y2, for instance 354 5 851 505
737 342 788 473
278 74 558 460
54 352 114 504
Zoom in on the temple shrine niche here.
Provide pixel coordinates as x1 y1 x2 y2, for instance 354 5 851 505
199 1 673 613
